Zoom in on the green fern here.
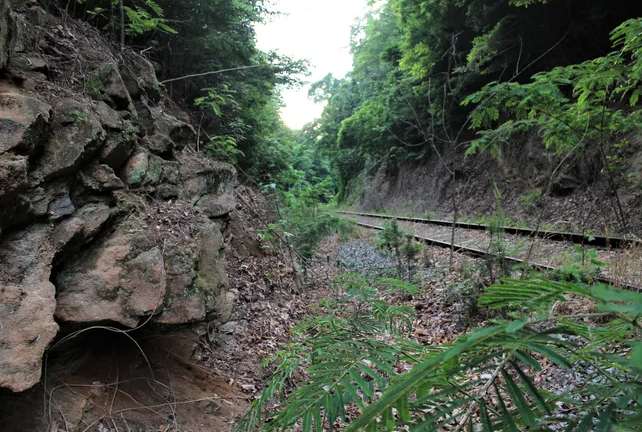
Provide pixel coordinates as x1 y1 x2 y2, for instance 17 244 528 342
240 276 642 432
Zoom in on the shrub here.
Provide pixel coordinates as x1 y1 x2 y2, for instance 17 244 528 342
376 219 422 281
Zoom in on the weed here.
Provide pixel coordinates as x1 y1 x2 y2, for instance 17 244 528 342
239 275 642 432
553 244 605 283
520 189 542 210
375 219 422 281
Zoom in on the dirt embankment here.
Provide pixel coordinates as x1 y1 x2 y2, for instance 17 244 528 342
354 133 642 236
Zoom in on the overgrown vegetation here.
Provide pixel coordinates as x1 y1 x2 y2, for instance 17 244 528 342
64 0 308 182
258 181 354 261
239 274 642 432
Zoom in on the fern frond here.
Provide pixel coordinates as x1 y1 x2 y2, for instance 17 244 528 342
479 278 589 310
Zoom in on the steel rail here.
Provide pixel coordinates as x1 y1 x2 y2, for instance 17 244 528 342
351 220 641 291
335 211 640 249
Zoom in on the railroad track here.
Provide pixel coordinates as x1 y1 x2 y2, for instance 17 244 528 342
333 211 642 290
335 211 639 249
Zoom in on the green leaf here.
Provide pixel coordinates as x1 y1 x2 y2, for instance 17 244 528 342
514 350 543 371
314 403 323 432
350 370 375 399
479 400 494 432
341 376 365 409
366 420 378 432
506 320 527 333
303 410 312 432
502 369 538 428
596 403 615 432
494 382 520 432
358 363 385 387
526 342 572 369
575 410 596 431
395 396 410 423
510 361 551 414
382 406 395 431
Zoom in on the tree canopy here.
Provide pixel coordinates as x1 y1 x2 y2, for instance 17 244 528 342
306 0 642 201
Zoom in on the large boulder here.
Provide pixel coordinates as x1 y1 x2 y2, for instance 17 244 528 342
85 63 135 112
0 90 51 155
0 202 117 392
176 153 236 204
136 99 196 150
122 151 149 186
78 162 125 192
119 55 162 101
54 210 233 327
0 225 70 392
99 131 135 169
155 217 232 324
93 100 125 131
37 99 105 180
54 217 165 327
197 193 236 218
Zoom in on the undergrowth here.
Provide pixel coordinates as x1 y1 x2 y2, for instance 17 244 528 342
259 182 357 260
237 273 642 432
375 219 422 281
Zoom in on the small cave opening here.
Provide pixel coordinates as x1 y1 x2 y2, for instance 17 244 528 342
0 321 247 432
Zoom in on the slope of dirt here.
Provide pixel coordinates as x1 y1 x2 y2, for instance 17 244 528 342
354 135 642 236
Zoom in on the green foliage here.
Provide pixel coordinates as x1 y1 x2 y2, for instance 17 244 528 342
243 275 642 432
464 18 642 162
520 190 542 210
259 181 353 259
123 0 176 35
441 278 483 323
482 186 524 283
376 219 422 281
70 0 309 178
307 0 642 204
71 0 176 36
554 244 606 283
194 85 239 117
140 0 308 173
194 86 246 163
204 135 244 164
236 274 423 432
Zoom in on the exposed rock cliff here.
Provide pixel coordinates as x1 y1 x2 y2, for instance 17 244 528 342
0 1 238 392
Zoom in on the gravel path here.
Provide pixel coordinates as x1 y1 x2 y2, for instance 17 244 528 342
340 214 642 287
335 240 398 279
334 239 433 282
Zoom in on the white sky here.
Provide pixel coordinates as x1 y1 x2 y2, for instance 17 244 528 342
255 0 368 129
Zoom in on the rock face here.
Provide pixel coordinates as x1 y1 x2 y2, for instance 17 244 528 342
0 4 238 392
0 1 17 69
0 226 59 392
55 219 166 327
0 91 51 154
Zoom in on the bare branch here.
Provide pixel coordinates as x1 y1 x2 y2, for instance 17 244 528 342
161 64 271 84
